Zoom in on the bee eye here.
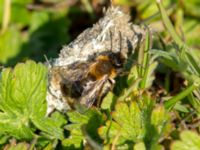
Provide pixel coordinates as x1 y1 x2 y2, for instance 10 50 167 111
110 53 124 68
113 59 122 67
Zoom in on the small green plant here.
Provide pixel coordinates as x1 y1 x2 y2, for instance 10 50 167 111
0 61 66 148
99 93 171 150
171 130 200 150
155 0 200 111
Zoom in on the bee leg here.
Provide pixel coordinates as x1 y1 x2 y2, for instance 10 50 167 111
96 77 115 107
46 104 55 117
46 91 57 116
80 76 108 107
108 78 115 85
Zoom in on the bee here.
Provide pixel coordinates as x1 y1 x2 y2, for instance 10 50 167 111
46 51 125 115
45 7 146 115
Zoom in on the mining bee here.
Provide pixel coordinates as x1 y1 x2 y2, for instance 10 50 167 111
46 50 126 114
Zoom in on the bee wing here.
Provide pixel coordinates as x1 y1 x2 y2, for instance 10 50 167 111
60 63 89 81
79 75 108 107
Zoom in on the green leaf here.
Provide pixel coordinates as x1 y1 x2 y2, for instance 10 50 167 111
0 26 21 64
127 29 157 90
0 0 3 25
23 11 70 61
11 2 32 25
127 65 139 85
134 142 146 150
3 142 30 150
134 141 162 150
62 108 104 149
148 105 171 148
12 0 33 5
173 102 189 113
137 0 171 20
0 0 32 26
0 61 65 140
171 131 200 150
98 93 171 149
164 84 199 111
114 0 136 6
32 112 66 140
182 0 200 18
0 134 10 146
183 18 200 47
43 143 54 150
138 28 154 89
184 51 200 76
150 49 188 72
187 94 200 114
101 92 116 111
29 12 50 33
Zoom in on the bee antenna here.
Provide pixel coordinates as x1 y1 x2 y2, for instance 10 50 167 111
109 30 113 51
110 0 113 5
119 31 122 52
44 55 52 68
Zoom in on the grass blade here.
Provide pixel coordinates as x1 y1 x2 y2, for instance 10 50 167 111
164 84 199 111
156 0 185 47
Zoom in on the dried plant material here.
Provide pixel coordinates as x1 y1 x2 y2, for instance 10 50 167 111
46 6 146 115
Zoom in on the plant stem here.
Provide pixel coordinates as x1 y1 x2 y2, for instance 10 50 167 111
1 0 11 34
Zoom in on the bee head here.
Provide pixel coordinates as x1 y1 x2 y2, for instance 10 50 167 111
109 52 125 68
